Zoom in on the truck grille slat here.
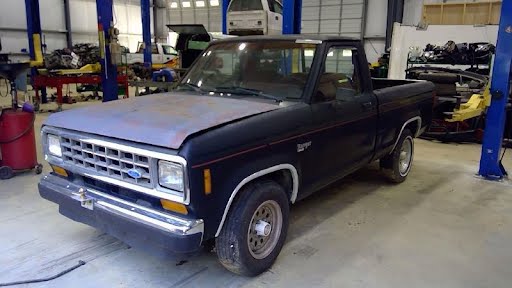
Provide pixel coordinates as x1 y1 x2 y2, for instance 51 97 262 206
60 136 153 188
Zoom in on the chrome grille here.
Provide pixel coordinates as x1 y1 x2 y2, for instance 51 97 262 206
60 136 152 188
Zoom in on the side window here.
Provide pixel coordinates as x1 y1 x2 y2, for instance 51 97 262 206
151 44 158 54
315 47 361 103
267 0 275 12
274 1 283 14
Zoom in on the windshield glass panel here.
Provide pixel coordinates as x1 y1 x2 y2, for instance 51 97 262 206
180 41 317 100
229 0 264 11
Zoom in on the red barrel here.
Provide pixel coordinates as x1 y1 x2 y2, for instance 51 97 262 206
0 109 37 170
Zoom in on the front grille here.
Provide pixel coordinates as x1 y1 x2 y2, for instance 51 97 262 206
60 136 152 188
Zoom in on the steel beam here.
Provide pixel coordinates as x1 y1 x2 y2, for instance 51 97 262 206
141 0 152 67
96 0 118 102
479 0 512 179
63 0 73 48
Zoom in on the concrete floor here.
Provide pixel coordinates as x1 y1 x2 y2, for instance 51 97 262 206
1 99 512 287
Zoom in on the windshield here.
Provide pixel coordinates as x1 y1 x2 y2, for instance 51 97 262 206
229 0 263 11
179 41 317 100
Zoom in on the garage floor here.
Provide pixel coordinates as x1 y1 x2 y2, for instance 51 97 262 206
1 102 512 288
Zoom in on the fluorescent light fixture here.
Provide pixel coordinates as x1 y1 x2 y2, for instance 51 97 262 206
342 49 353 57
182 1 191 7
238 43 247 51
196 0 205 7
170 2 178 8
327 51 334 57
210 0 219 6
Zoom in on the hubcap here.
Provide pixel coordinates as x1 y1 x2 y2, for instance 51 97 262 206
399 137 413 176
247 200 283 259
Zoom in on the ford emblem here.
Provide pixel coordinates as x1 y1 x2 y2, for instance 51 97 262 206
127 168 143 179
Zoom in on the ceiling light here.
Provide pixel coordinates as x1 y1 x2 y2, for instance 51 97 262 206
182 1 191 7
170 2 178 8
196 0 205 7
210 0 219 6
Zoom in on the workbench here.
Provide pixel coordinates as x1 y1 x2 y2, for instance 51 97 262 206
33 74 129 111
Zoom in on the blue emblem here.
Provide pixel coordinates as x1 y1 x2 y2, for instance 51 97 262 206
127 168 143 179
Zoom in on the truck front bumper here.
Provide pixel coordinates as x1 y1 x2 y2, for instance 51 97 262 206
39 174 204 256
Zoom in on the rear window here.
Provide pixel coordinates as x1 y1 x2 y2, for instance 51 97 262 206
229 0 263 11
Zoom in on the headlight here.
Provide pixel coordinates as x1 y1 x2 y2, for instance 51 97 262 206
48 134 62 157
158 160 184 192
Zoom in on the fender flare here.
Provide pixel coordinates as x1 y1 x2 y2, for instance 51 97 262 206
390 116 422 153
214 163 299 237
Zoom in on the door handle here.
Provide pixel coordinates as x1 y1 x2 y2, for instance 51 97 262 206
275 16 279 20
361 101 373 110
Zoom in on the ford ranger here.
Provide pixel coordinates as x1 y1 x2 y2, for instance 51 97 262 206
39 36 434 276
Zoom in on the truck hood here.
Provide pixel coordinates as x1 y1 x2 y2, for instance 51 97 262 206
44 93 281 149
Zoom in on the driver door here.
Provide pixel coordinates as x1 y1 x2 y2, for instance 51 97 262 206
305 45 378 191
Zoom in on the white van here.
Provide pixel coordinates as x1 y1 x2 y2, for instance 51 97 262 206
227 0 283 36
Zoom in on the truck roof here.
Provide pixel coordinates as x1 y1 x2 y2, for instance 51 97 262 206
214 34 360 44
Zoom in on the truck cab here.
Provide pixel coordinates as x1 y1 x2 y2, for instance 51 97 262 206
227 0 283 35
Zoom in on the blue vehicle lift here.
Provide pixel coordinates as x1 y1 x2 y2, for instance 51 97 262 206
222 0 302 34
479 0 512 180
25 0 155 103
95 0 118 102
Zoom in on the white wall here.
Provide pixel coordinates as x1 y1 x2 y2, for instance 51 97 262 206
364 0 387 63
0 0 165 57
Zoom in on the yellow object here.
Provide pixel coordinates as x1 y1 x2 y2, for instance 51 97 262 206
203 169 212 195
53 63 102 75
446 86 491 122
29 34 44 67
161 199 188 215
51 165 68 177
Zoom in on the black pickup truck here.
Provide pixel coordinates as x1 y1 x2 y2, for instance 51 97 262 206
39 36 434 276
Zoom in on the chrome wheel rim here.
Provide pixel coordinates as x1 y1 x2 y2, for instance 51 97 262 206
399 136 413 176
247 200 283 260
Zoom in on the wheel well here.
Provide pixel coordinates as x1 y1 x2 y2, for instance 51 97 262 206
404 118 420 137
259 169 294 202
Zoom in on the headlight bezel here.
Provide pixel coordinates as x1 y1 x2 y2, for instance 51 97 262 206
47 134 62 157
157 160 185 193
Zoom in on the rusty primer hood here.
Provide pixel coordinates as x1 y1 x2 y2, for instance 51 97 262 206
44 93 281 149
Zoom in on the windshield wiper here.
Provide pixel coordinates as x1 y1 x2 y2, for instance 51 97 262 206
177 82 203 92
214 86 284 102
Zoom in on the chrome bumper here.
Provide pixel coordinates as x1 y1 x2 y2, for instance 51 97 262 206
39 173 204 255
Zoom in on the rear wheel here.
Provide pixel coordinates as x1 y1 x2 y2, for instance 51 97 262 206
0 166 14 180
216 180 289 276
381 129 414 183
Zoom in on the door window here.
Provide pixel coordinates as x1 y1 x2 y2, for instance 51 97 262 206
273 1 283 14
315 47 361 103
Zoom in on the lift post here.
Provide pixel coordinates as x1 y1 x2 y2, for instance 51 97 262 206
95 0 118 102
283 0 302 34
141 0 152 67
222 0 230 34
478 0 512 179
25 0 47 103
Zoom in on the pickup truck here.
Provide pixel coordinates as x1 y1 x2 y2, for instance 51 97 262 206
39 35 434 276
124 42 178 68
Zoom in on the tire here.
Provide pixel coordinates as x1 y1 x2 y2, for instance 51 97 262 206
381 129 414 183
216 180 289 276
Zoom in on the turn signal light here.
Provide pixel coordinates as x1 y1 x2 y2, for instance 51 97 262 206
204 169 212 195
51 165 68 177
161 199 188 215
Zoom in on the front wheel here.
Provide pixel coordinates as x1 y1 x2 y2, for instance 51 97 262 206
216 180 289 276
381 129 414 183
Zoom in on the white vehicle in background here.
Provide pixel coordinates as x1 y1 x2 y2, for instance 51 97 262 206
124 42 179 69
227 0 283 35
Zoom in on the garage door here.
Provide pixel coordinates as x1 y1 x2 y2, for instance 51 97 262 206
302 0 366 39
